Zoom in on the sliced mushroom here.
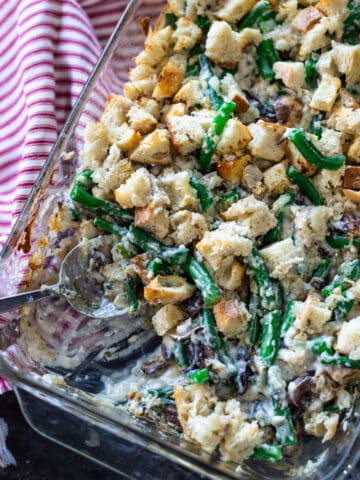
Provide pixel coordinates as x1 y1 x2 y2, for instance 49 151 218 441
274 95 303 127
333 213 360 236
180 291 203 318
144 275 196 304
141 358 167 375
344 166 360 190
235 347 252 395
288 376 315 407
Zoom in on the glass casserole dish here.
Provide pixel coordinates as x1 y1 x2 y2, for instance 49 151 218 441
0 0 359 477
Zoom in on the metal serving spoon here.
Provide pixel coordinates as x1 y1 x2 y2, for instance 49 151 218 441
0 241 132 319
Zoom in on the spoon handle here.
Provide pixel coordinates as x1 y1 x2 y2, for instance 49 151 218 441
0 288 54 314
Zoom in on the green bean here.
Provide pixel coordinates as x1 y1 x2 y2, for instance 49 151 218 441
354 237 360 248
324 403 340 413
187 368 209 383
189 176 214 211
199 54 223 110
71 186 134 223
272 191 295 216
238 0 270 29
258 10 278 33
244 247 278 311
70 206 80 221
333 290 355 321
261 211 285 246
322 259 360 297
251 444 283 462
129 225 189 266
183 257 222 306
260 310 282 367
274 407 297 446
200 100 236 172
125 275 139 314
248 294 261 345
344 4 360 45
286 166 324 206
309 336 334 356
256 39 279 80
326 234 350 249
310 114 324 139
147 386 174 398
186 44 204 78
164 12 177 29
220 188 239 209
94 216 128 237
219 337 237 377
280 300 296 338
73 170 94 189
310 258 331 286
199 307 221 350
320 354 360 369
288 128 345 170
116 243 136 259
173 343 189 368
304 51 319 86
147 257 172 275
196 15 211 31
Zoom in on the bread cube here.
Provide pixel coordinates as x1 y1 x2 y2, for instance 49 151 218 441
343 188 360 203
216 119 252 156
135 26 173 67
336 316 360 360
331 43 360 86
114 168 153 208
348 137 360 164
153 54 186 99
293 295 332 334
291 6 323 32
144 275 196 304
152 304 185 336
273 61 305 89
81 122 109 168
215 0 257 23
170 210 207 245
310 74 341 112
304 411 339 442
159 170 198 211
343 166 360 190
107 123 141 152
166 114 205 155
127 104 157 134
101 94 133 130
247 122 286 161
299 17 337 59
123 79 157 100
327 106 360 135
216 155 251 183
263 161 290 194
213 300 250 337
135 201 170 239
173 80 205 107
173 17 202 52
260 238 303 280
214 260 245 290
129 129 171 165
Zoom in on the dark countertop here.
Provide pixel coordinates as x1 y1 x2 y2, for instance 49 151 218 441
0 391 358 480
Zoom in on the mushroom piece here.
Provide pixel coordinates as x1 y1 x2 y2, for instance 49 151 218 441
274 95 303 127
141 358 167 375
288 376 315 407
344 166 360 191
235 347 252 395
333 213 360 237
180 291 203 318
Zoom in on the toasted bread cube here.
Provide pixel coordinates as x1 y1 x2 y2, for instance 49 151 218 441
299 17 337 59
133 254 152 284
123 79 157 100
291 6 323 32
343 188 360 203
135 26 173 67
216 0 257 22
127 105 157 134
318 128 344 155
153 54 186 99
348 137 360 164
129 129 171 165
159 170 198 211
336 316 360 360
114 168 153 208
214 260 245 290
152 304 185 336
273 61 305 89
137 96 161 119
216 119 252 156
214 300 250 337
166 114 205 155
310 74 341 112
315 0 348 17
247 122 286 161
263 161 290 194
343 166 360 190
260 238 303 280
287 140 318 176
216 155 251 183
107 123 141 152
144 275 196 304
81 122 109 168
135 201 170 239
129 64 157 82
293 295 332 334
173 80 205 107
220 73 250 112
101 94 133 129
206 21 261 67
92 148 134 196
173 17 202 52
327 106 360 134
196 222 252 270
170 210 207 245
222 195 277 238
168 0 185 16
331 43 360 87
304 411 339 442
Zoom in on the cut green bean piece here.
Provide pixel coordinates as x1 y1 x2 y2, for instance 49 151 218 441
344 6 360 44
164 12 177 29
309 336 334 355
183 257 222 306
147 257 172 275
219 337 237 377
244 247 277 311
186 44 204 78
125 275 139 315
200 100 236 172
197 15 211 30
187 368 209 383
326 235 350 249
189 176 214 211
94 217 128 237
311 258 331 284
310 114 324 139
256 39 279 80
147 386 174 398
333 290 355 321
174 343 189 368
260 310 282 367
274 407 297 446
354 237 360 248
248 294 261 345
272 191 295 216
199 54 223 110
320 354 360 369
287 166 324 206
262 211 285 246
258 10 278 33
304 52 319 86
220 188 239 209
73 170 94 189
288 128 345 170
280 300 296 338
238 0 270 29
322 259 360 297
199 307 221 351
71 186 134 223
251 445 283 462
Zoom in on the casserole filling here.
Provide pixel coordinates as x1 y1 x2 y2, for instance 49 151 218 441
29 0 360 466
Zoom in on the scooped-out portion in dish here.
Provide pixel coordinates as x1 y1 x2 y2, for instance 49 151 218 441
28 0 360 467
